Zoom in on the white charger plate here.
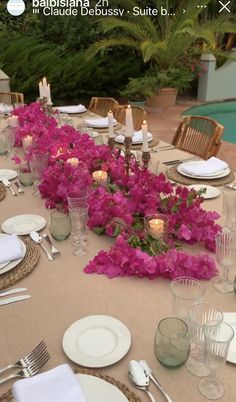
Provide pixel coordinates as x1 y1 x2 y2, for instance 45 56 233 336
177 161 230 180
0 169 18 181
187 184 220 199
1 214 46 235
0 234 26 274
12 373 129 402
223 313 236 364
77 373 129 402
63 315 131 368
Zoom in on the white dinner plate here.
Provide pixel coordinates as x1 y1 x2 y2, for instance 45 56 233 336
0 234 26 274
76 373 129 402
12 373 129 402
115 132 153 144
177 161 230 180
187 185 220 199
63 315 131 368
0 169 18 181
1 214 46 235
85 118 117 128
223 313 236 364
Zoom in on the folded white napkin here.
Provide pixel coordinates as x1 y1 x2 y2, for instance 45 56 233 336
57 105 86 114
0 234 23 264
180 156 229 177
0 105 13 113
12 364 87 402
116 130 153 144
85 117 117 128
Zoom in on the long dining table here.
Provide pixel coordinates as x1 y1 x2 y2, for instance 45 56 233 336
0 111 236 402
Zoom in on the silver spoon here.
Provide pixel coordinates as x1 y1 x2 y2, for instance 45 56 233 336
128 360 157 402
2 178 17 196
139 360 173 402
30 231 55 261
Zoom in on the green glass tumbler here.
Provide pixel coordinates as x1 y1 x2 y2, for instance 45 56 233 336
49 211 71 241
154 317 190 368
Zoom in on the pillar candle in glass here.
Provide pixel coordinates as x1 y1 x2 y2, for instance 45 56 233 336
107 110 115 138
141 120 149 152
22 135 33 152
92 170 108 185
67 157 78 167
145 214 168 239
125 105 134 137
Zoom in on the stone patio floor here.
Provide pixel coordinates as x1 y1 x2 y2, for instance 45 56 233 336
146 98 236 172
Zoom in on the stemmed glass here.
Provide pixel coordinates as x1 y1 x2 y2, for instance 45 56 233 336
30 152 48 196
67 190 89 246
199 322 234 400
186 303 223 377
214 229 236 293
69 204 88 256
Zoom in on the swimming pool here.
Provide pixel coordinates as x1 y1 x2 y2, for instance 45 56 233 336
183 101 236 144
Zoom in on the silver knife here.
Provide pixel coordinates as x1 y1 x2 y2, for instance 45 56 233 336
0 295 31 306
0 288 27 297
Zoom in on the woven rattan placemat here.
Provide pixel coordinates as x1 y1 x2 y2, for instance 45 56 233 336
0 367 142 402
0 184 6 201
167 166 235 187
115 137 159 151
0 238 40 291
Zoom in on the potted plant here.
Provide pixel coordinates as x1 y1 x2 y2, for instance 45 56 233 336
120 78 147 106
122 66 194 108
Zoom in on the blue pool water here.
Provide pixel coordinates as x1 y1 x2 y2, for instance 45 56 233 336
183 101 236 144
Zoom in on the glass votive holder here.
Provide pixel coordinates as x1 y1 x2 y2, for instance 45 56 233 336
18 163 33 186
170 277 206 321
49 211 71 241
144 214 168 240
154 317 190 368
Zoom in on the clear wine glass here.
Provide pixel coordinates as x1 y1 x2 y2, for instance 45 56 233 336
4 126 15 159
30 152 48 196
199 322 234 400
186 303 223 377
214 229 236 293
69 205 88 256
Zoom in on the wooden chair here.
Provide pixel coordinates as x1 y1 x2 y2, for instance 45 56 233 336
172 115 224 159
0 92 24 105
113 104 147 131
88 97 119 117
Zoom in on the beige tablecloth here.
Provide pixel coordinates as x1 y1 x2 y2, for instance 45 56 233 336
0 119 235 402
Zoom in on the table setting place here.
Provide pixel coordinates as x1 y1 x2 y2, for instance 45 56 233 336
1 276 236 402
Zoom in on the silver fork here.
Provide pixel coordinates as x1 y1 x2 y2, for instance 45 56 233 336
14 181 24 194
0 340 47 375
0 350 50 384
2 178 17 197
42 233 60 255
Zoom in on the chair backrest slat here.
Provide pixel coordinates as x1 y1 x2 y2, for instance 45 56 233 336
0 92 24 105
88 97 119 117
113 104 147 131
172 115 224 159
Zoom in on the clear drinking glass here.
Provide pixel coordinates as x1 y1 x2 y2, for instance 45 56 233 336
199 322 234 400
18 163 33 186
30 152 48 196
170 277 206 321
0 131 7 155
69 205 88 256
186 303 223 377
223 187 236 231
49 211 71 241
154 317 190 368
4 126 15 159
214 229 236 293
